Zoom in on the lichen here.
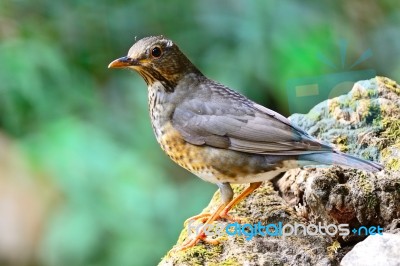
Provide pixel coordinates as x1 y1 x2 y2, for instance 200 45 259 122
366 194 378 209
382 118 400 145
386 158 400 171
333 135 349 152
381 145 400 171
366 88 378 98
358 172 373 194
380 117 400 170
357 172 378 209
365 102 382 125
209 257 241 266
327 240 341 257
171 244 223 265
378 76 400 95
328 99 340 114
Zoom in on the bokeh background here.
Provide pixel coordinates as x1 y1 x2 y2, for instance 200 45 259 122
0 1 399 265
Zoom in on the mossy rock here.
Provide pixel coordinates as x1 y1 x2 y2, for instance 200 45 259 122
160 77 400 266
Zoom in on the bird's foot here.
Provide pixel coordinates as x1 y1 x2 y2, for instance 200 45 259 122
184 213 213 224
184 209 243 224
172 231 228 252
175 183 262 251
219 211 248 224
170 212 244 253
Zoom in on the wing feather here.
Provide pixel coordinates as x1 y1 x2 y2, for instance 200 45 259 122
171 87 333 155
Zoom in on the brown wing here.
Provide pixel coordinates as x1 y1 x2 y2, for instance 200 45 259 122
171 86 333 155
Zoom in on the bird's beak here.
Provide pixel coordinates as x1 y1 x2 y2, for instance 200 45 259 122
108 56 137 68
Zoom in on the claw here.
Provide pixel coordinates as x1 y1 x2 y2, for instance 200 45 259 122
184 212 213 225
171 182 263 251
219 212 244 223
177 233 204 251
173 232 226 252
185 209 243 225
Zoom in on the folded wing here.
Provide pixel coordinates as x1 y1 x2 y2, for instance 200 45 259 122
172 89 334 156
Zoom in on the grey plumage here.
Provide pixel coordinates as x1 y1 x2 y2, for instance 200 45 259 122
172 78 382 172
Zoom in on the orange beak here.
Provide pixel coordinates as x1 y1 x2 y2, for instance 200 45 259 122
108 56 137 68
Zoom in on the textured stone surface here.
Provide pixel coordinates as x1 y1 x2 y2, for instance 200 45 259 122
278 77 400 238
159 77 400 266
341 233 400 266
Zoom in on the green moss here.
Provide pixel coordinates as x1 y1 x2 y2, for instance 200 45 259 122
231 184 246 194
366 194 378 208
381 141 400 170
235 235 245 245
358 172 374 194
327 240 341 257
366 88 378 97
333 135 349 152
341 97 352 108
352 88 362 100
328 99 340 114
348 97 359 112
382 118 400 145
357 172 378 209
380 117 400 170
171 244 223 265
209 257 241 266
386 157 400 171
245 253 258 262
378 76 400 95
365 103 381 125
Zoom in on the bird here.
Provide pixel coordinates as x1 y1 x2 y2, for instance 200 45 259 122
108 35 383 250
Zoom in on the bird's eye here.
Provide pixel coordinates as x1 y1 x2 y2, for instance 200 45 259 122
151 46 162 58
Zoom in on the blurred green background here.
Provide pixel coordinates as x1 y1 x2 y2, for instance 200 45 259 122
0 0 399 265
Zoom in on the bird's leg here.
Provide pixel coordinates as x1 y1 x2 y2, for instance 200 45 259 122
177 182 262 250
184 213 213 224
219 182 262 222
177 183 233 251
185 182 234 224
177 202 228 250
185 182 263 225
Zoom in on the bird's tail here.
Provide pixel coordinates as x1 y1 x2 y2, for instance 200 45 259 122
300 152 383 172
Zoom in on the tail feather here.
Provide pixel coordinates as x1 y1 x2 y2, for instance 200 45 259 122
300 152 383 172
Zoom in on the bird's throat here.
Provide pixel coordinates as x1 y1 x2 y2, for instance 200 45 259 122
138 67 177 93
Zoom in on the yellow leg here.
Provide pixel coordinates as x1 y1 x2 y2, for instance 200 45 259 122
184 212 213 225
176 182 262 251
219 182 262 221
176 202 227 251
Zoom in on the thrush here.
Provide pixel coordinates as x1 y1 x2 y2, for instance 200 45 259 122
108 35 383 250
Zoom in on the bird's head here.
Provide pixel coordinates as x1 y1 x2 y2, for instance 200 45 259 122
108 35 202 92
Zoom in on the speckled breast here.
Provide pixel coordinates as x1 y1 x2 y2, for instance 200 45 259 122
157 122 291 184
147 84 289 184
157 122 221 182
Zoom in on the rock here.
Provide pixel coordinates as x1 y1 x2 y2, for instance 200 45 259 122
162 183 336 265
386 219 400 235
159 77 400 266
341 233 400 266
278 77 400 240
